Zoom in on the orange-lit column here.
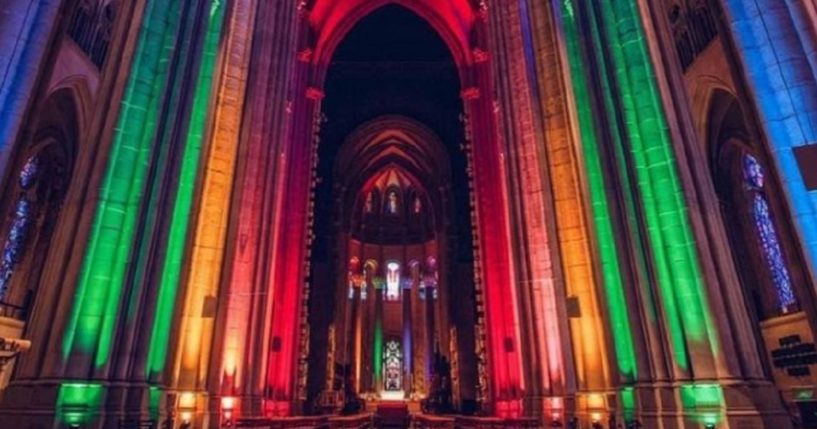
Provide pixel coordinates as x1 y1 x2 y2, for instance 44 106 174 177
526 0 610 405
488 2 574 414
174 0 257 394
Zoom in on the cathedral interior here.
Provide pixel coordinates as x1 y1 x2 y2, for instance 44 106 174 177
1 0 817 428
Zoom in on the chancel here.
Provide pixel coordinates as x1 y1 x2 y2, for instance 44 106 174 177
1 0 817 428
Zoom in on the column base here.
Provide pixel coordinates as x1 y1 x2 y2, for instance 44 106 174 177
631 380 792 428
0 381 173 428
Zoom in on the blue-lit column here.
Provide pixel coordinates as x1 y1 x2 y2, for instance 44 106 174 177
0 0 62 175
722 0 817 273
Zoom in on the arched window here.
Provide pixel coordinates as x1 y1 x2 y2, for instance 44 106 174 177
707 90 804 318
385 261 401 301
364 190 375 214
743 155 796 310
383 340 402 391
0 157 39 299
0 90 77 317
385 189 400 215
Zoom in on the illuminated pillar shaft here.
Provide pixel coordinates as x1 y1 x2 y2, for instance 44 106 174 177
522 0 613 395
488 0 570 401
176 0 256 391
562 0 720 377
373 289 384 392
220 0 298 401
63 0 183 372
461 14 525 416
262 10 321 408
146 0 229 382
721 0 817 271
557 0 639 383
403 284 414 393
0 1 61 175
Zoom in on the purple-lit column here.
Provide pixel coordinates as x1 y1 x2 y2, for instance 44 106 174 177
0 1 62 175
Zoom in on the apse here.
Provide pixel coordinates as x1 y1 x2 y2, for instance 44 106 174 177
305 4 479 414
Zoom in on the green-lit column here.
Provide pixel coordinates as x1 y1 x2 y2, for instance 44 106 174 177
63 0 183 368
58 0 187 424
373 288 383 391
147 0 229 377
557 0 638 383
589 0 718 372
557 0 725 421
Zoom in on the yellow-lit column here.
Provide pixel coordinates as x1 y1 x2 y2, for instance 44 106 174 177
173 0 257 393
527 0 611 418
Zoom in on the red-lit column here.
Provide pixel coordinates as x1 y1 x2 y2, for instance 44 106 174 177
217 0 299 417
462 12 524 416
263 49 324 416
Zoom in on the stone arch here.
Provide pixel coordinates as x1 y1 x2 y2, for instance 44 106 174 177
0 88 79 320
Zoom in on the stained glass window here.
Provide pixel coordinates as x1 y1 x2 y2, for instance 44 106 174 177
0 198 34 300
383 340 402 391
19 156 40 190
386 191 399 215
0 154 43 301
385 262 400 301
743 154 796 310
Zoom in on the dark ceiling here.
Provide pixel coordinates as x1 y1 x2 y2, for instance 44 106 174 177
312 4 472 261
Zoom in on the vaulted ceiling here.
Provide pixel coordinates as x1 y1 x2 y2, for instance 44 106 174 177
307 0 479 66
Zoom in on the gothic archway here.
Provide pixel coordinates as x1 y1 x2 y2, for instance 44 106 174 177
0 89 78 320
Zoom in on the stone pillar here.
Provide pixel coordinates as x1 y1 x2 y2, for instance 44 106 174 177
214 0 299 418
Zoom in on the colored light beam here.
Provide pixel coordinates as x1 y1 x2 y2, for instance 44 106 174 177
179 0 255 389
523 0 610 391
588 0 719 368
722 0 817 272
147 0 229 377
63 0 182 366
558 0 638 381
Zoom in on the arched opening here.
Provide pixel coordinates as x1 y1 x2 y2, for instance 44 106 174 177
0 89 78 321
707 90 817 414
708 90 806 319
305 6 480 416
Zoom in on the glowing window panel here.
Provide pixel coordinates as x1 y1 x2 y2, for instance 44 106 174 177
0 198 33 300
19 155 40 189
386 262 400 301
383 340 402 392
752 194 795 307
385 190 399 215
742 155 796 309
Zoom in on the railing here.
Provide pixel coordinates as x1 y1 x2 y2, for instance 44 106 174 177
328 414 374 428
235 414 373 429
453 416 541 429
0 290 31 320
413 413 455 428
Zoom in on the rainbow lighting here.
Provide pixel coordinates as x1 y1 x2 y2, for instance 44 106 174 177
148 0 229 378
63 0 183 367
558 0 638 383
